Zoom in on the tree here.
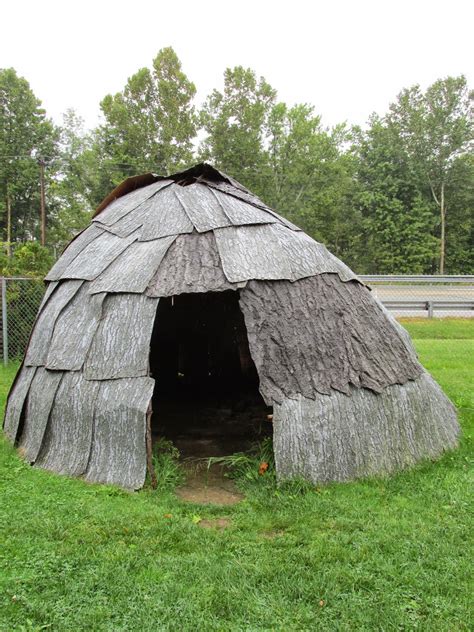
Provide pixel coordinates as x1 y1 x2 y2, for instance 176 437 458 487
47 109 94 252
353 117 438 273
93 47 197 200
199 66 276 198
0 68 58 254
266 103 361 265
388 76 473 273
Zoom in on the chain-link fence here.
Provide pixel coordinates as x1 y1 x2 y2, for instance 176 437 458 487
360 275 474 319
0 275 472 366
1 277 45 365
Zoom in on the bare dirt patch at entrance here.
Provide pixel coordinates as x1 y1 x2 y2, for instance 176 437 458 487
176 461 244 506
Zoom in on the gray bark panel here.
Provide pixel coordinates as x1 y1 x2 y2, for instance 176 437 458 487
215 224 358 283
174 183 233 232
138 185 195 240
84 377 154 489
88 236 176 294
45 286 106 370
146 232 243 297
35 372 100 476
206 180 301 231
239 275 422 404
273 372 460 483
84 293 159 380
45 225 104 281
3 366 36 442
209 188 277 226
93 180 171 227
19 368 63 463
25 281 83 366
59 231 138 281
38 281 58 311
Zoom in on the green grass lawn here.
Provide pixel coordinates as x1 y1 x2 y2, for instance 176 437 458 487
1 320 473 631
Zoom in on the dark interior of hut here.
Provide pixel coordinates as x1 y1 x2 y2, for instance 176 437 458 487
148 291 272 458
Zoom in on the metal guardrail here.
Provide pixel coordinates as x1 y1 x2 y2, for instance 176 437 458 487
361 275 473 318
360 275 474 283
383 300 474 318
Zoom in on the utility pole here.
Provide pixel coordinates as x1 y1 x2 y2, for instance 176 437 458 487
38 159 46 246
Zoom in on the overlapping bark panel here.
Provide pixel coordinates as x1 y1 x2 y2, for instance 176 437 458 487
206 180 301 231
84 294 159 380
45 286 105 370
215 224 358 283
138 185 195 240
45 225 104 281
174 183 232 232
146 232 242 297
239 275 422 404
58 231 138 281
93 180 170 226
84 377 154 489
209 187 277 226
273 373 460 483
89 236 176 294
35 372 100 476
38 281 58 311
18 368 63 463
3 366 36 442
25 281 83 366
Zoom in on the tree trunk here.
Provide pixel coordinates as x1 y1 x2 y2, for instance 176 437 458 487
439 182 446 274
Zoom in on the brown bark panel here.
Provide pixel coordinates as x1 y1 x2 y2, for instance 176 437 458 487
239 275 423 404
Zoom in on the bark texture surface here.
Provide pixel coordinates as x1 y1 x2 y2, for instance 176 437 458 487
84 377 154 489
45 225 103 281
239 276 422 404
84 294 159 380
2 163 459 490
3 365 36 442
273 372 459 483
146 232 242 297
88 236 176 294
35 372 100 475
25 280 83 366
215 224 358 283
19 368 63 462
45 286 105 370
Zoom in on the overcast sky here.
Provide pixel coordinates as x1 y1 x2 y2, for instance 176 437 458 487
2 0 473 130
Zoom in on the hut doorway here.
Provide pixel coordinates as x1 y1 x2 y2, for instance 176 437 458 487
148 291 271 457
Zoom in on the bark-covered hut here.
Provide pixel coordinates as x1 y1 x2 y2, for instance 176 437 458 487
3 164 459 489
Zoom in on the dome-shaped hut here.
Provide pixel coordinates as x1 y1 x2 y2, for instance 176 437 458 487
3 164 459 489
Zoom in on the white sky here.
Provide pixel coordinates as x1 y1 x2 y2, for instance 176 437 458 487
1 0 473 130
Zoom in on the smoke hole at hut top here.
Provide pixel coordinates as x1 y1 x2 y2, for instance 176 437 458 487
149 291 271 457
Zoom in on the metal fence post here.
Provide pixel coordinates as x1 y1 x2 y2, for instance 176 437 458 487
2 277 8 366
427 301 434 318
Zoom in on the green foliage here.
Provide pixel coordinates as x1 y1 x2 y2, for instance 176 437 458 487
0 67 58 246
0 241 53 277
46 109 94 252
199 66 276 199
353 118 439 273
150 438 185 491
0 320 472 630
91 47 197 205
208 437 276 484
386 76 474 272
